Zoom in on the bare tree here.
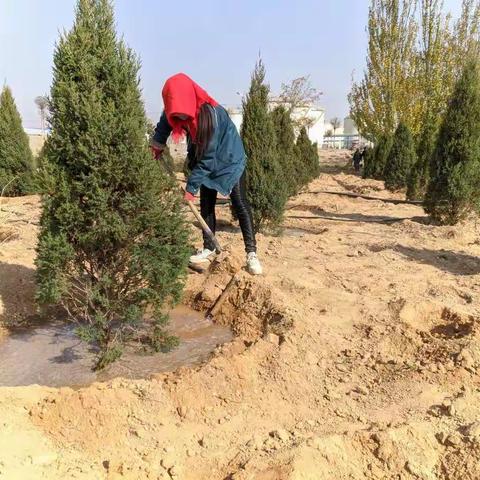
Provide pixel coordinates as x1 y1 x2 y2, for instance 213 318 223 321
34 95 49 135
279 76 323 131
330 117 341 136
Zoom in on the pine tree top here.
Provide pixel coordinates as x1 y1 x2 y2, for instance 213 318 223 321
0 85 33 195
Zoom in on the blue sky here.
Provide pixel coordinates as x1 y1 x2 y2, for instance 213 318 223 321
0 0 462 129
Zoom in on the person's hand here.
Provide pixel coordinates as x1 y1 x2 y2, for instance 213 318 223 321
183 191 195 203
150 144 165 160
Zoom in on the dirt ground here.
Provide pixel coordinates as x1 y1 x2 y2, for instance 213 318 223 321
1 150 480 480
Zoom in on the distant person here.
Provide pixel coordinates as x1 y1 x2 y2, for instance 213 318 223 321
352 147 362 174
150 73 262 275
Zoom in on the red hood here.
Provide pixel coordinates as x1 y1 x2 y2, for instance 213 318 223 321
162 73 218 142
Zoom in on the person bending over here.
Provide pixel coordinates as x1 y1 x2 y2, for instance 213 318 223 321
151 73 262 275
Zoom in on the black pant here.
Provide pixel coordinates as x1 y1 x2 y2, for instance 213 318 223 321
200 172 256 253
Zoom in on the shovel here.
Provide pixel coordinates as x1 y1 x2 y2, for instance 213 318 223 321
182 186 222 254
158 151 223 254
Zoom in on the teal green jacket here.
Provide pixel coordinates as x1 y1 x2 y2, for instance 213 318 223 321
153 104 246 196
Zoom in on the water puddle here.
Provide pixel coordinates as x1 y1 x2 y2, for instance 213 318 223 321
0 306 232 388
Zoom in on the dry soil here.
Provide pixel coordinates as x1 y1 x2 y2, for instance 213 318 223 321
1 150 480 479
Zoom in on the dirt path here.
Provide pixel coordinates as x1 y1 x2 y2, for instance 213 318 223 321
1 152 480 479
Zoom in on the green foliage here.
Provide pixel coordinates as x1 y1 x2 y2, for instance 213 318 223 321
361 146 374 178
350 0 480 141
271 105 298 196
425 60 480 224
407 114 438 200
35 0 190 369
384 122 417 191
241 59 288 231
364 135 392 180
349 0 418 139
295 127 320 186
0 86 34 195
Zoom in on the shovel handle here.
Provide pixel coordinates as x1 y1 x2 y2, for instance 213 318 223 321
157 154 223 253
185 198 222 254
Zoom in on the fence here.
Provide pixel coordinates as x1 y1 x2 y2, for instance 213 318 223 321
322 134 364 150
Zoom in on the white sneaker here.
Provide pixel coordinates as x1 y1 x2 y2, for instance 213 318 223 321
189 248 216 266
247 252 263 275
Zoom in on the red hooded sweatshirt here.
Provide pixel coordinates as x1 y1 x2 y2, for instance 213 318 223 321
162 73 218 143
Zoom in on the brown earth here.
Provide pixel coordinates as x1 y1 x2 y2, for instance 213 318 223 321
1 150 480 479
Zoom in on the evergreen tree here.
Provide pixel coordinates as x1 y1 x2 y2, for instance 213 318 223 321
35 0 190 369
361 145 374 179
241 59 287 231
425 60 480 224
407 113 438 200
384 122 417 191
363 135 392 180
0 86 34 195
271 105 298 196
295 127 319 186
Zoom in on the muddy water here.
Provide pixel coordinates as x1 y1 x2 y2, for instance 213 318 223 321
0 306 232 388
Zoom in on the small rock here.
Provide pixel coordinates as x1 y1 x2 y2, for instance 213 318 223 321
457 349 476 370
336 364 349 373
265 333 280 346
436 432 448 445
445 432 463 447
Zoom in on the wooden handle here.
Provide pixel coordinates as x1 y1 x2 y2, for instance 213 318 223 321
159 158 223 254
186 200 222 253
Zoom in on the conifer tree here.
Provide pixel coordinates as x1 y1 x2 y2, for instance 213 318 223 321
425 60 480 224
361 145 374 179
0 86 34 195
295 127 319 186
407 113 438 200
364 135 392 180
35 0 190 368
384 122 417 191
241 59 287 231
271 105 298 196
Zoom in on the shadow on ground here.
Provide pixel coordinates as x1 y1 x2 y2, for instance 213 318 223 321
394 245 480 276
286 205 427 225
